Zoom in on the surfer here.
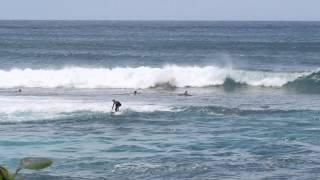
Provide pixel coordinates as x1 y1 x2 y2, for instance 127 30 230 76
112 99 122 112
183 91 189 96
179 91 191 96
134 91 137 95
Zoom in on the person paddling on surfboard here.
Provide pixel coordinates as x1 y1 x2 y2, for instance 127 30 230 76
112 99 122 112
178 91 192 96
183 91 190 96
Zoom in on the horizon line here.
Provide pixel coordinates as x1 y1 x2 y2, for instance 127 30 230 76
0 19 320 22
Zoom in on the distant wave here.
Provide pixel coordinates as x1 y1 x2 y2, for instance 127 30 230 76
0 65 314 89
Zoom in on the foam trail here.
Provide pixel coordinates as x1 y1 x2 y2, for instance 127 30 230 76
0 66 306 89
0 96 174 122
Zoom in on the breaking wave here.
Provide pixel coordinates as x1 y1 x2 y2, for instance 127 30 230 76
0 65 316 90
284 71 320 93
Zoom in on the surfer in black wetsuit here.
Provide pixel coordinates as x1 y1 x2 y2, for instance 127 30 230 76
183 91 190 96
179 91 191 96
112 99 122 112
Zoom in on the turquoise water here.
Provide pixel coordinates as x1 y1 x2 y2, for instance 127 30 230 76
1 21 320 179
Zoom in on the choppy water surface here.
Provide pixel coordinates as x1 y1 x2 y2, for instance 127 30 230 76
1 21 320 179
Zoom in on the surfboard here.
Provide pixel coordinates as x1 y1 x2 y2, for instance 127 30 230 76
110 111 121 115
178 94 192 96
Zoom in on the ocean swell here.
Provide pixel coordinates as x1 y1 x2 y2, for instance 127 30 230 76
284 71 320 93
0 65 310 89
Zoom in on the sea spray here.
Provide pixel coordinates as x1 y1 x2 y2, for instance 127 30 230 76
0 65 305 89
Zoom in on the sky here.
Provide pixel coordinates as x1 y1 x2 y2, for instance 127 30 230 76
0 0 320 21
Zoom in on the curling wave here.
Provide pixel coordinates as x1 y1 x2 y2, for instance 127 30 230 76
284 71 320 93
0 65 312 89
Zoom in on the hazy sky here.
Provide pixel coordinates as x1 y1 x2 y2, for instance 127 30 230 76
0 0 320 21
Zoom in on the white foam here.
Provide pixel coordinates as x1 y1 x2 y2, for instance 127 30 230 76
0 65 305 89
0 96 174 122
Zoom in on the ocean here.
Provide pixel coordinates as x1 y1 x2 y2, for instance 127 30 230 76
1 20 320 179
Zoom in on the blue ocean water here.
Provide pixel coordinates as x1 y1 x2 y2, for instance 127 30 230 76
1 21 320 179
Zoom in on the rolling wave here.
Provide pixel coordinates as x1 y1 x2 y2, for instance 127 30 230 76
284 71 320 93
0 65 316 90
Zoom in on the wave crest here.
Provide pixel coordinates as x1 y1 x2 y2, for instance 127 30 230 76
285 71 320 93
0 65 310 89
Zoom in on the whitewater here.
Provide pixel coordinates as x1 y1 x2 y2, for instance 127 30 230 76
0 65 308 89
1 21 320 180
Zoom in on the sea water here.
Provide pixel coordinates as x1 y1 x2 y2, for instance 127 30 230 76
1 21 320 179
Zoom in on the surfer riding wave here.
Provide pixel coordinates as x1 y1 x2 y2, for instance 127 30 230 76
112 99 122 112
